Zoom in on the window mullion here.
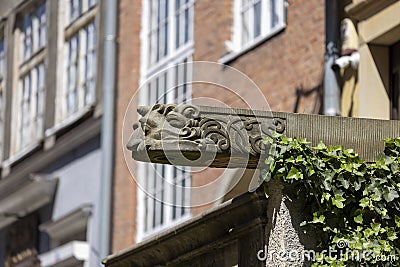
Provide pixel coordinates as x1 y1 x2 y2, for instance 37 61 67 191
31 67 38 141
78 29 86 110
249 2 255 42
32 14 38 53
169 0 175 56
147 164 155 230
164 164 173 225
261 0 269 35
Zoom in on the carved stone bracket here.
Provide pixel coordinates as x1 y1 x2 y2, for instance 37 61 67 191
127 104 285 169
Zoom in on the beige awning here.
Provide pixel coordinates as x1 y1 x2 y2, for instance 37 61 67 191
0 174 58 229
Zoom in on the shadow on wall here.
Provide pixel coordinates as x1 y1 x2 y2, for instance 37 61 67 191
293 84 323 115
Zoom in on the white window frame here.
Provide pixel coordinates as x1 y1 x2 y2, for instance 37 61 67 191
22 2 47 63
68 0 97 25
57 0 97 124
220 0 286 63
10 2 47 158
17 62 46 152
137 0 194 242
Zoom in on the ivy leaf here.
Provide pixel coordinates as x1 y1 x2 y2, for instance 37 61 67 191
321 192 331 203
354 213 363 224
371 193 382 202
391 162 399 174
277 167 286 174
314 141 327 151
371 223 382 235
313 212 325 224
354 181 362 191
387 228 398 241
332 195 346 209
376 154 391 171
395 215 400 228
287 166 303 180
383 188 399 202
261 136 400 266
359 197 370 208
337 173 350 189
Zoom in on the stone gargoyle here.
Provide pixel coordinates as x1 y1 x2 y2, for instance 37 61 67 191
127 104 285 168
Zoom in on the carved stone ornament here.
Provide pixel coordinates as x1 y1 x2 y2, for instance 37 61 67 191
127 104 285 168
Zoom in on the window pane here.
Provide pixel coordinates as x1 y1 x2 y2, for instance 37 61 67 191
19 73 31 149
37 3 47 49
35 63 45 139
67 35 79 115
84 22 96 105
88 0 97 8
23 14 33 61
184 7 189 43
241 9 250 46
254 1 261 38
236 0 285 49
270 0 279 28
70 0 82 22
175 6 180 48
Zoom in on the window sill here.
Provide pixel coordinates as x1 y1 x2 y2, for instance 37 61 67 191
3 141 42 169
39 241 90 267
219 24 286 65
45 105 94 138
136 214 191 243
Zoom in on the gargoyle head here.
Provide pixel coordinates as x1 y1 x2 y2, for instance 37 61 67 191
127 104 176 152
126 104 201 161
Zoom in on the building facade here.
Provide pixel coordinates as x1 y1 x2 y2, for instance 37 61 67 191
113 0 325 252
0 0 109 266
340 0 400 120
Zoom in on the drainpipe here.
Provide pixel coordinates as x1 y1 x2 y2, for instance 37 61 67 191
323 0 341 116
99 0 117 261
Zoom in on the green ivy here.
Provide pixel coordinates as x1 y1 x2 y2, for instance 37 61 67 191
263 133 400 266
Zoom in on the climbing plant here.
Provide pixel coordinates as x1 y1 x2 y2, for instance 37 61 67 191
263 133 400 266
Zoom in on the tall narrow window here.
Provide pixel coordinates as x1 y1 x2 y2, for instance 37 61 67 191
138 0 194 241
13 2 47 155
61 0 97 121
231 0 286 53
18 63 46 150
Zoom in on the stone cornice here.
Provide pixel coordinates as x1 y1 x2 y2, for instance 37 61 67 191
127 104 400 168
127 104 285 169
345 0 397 20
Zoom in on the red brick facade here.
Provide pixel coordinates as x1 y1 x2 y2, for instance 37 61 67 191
112 0 142 251
113 0 325 251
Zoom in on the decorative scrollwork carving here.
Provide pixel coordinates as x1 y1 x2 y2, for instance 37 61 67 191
127 104 286 168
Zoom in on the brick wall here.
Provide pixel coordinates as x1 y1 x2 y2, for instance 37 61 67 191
193 0 325 114
112 0 142 252
191 0 325 216
113 0 325 249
